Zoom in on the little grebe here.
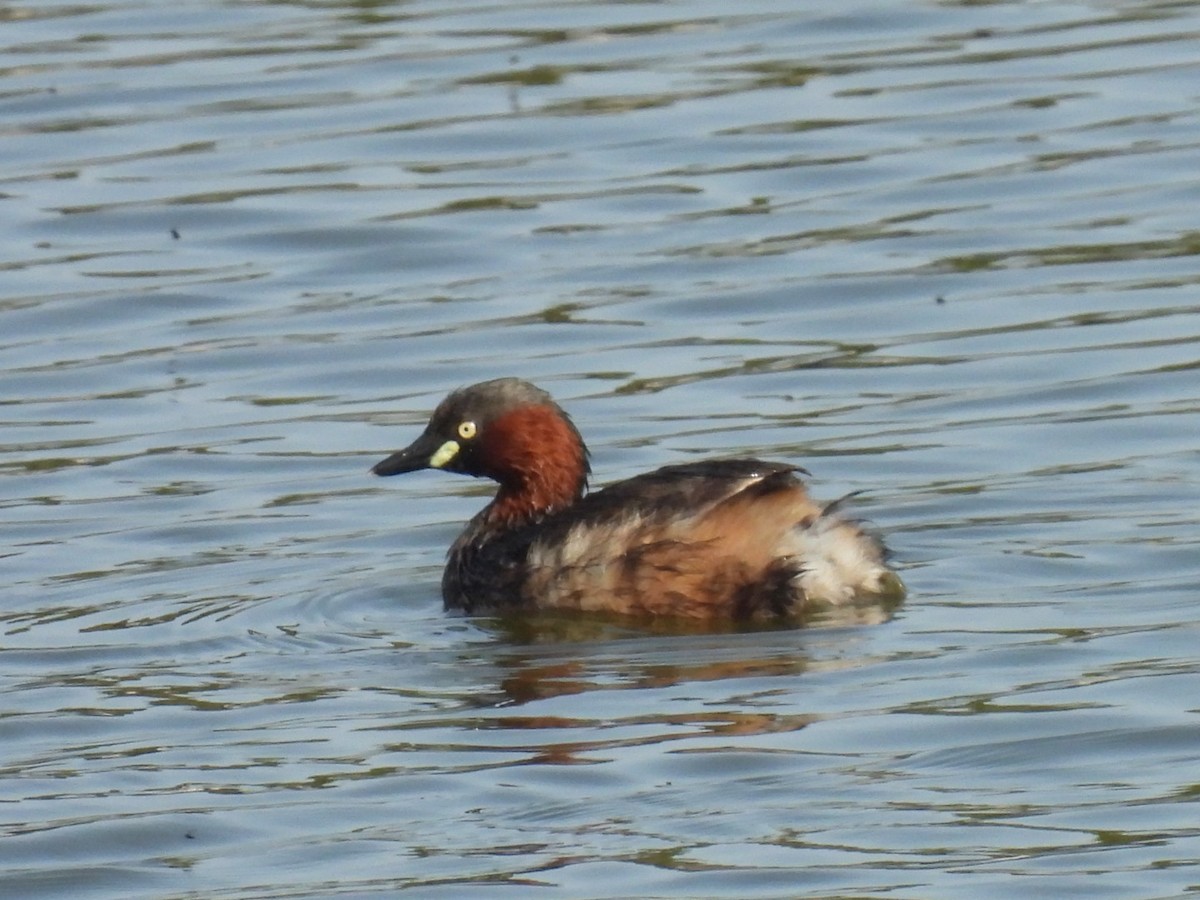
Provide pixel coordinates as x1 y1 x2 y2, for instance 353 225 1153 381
372 378 903 620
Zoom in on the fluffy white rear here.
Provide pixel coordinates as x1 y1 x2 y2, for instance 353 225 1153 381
788 510 893 605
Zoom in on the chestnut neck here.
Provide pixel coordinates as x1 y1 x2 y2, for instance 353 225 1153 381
479 403 589 528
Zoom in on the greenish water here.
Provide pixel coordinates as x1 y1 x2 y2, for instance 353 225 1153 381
3 1 1199 898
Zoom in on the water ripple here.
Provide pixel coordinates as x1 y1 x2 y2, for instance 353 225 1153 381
3 1 1200 897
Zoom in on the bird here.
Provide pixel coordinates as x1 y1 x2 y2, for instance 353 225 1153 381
371 377 903 620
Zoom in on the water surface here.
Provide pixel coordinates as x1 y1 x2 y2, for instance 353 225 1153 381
3 1 1200 898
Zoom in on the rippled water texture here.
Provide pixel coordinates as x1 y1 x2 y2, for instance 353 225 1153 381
4 1 1200 897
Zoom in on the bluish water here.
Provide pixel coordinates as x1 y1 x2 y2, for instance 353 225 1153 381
3 1 1199 898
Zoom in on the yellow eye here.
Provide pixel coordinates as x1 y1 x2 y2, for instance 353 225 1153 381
457 420 477 440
